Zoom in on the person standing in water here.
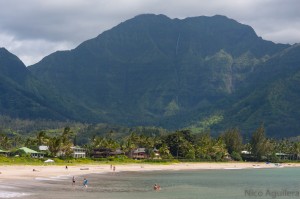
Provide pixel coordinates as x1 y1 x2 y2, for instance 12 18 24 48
83 178 88 188
154 184 161 191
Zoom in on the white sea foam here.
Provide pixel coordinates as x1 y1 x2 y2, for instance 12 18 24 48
253 166 261 169
35 174 71 181
50 175 70 179
0 185 15 190
35 177 63 181
0 191 31 198
0 185 29 198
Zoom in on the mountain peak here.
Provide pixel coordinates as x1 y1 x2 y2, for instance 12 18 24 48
0 48 29 84
116 13 172 28
133 13 170 20
0 47 10 56
0 48 26 68
25 14 297 136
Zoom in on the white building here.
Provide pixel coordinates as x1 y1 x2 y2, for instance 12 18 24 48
39 145 49 151
71 146 86 158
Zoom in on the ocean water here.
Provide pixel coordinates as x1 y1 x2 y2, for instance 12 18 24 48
1 167 300 199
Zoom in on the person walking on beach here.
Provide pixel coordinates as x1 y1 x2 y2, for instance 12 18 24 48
83 178 88 188
113 166 116 172
72 176 75 186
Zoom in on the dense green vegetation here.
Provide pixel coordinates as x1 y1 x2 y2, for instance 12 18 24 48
1 124 300 164
0 48 90 122
27 15 300 136
0 14 300 138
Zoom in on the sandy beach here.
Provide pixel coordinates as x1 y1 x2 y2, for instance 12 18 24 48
1 162 299 180
1 162 300 199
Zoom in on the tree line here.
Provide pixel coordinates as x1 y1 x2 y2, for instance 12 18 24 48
1 124 300 162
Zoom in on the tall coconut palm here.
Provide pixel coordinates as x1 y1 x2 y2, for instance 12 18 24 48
60 127 75 157
292 142 300 160
36 131 49 146
48 136 61 157
159 143 172 159
12 135 23 148
0 133 11 150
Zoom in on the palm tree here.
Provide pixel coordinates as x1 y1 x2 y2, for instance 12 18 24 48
175 132 183 158
292 142 300 160
194 132 213 159
36 131 49 146
128 132 139 145
60 127 75 157
25 137 37 149
159 144 172 159
121 138 136 158
106 139 120 150
211 138 227 160
12 135 23 148
92 136 108 148
250 124 268 161
0 134 11 150
62 127 74 144
48 136 61 157
221 128 243 154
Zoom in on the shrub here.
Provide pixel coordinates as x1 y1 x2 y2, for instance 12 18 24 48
231 151 242 161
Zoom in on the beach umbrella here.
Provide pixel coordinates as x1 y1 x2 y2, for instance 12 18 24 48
44 159 54 163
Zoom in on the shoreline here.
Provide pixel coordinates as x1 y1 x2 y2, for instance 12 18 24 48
1 162 299 181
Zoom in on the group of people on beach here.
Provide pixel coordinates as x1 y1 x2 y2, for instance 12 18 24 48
110 164 116 172
71 176 160 191
72 176 88 188
70 166 160 191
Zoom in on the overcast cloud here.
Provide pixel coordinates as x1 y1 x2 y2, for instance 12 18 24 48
0 0 299 65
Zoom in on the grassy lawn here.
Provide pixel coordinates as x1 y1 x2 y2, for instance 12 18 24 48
0 155 179 166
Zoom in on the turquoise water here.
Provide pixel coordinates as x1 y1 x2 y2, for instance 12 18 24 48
3 168 300 199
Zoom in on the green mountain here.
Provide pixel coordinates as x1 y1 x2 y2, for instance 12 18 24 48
220 44 300 137
0 48 89 121
3 14 299 137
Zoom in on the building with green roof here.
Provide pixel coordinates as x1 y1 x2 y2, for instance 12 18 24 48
19 147 44 158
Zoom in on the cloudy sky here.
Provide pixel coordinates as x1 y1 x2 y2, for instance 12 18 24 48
0 0 299 66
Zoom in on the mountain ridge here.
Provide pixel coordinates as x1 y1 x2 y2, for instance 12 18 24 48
1 14 299 137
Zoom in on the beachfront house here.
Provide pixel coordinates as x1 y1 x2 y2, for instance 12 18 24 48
39 145 49 152
38 145 50 155
91 148 112 158
241 150 251 155
152 148 161 159
131 148 148 159
127 148 161 159
275 152 293 160
71 146 86 158
18 147 44 158
112 149 125 156
91 148 124 158
241 150 252 161
56 146 86 158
